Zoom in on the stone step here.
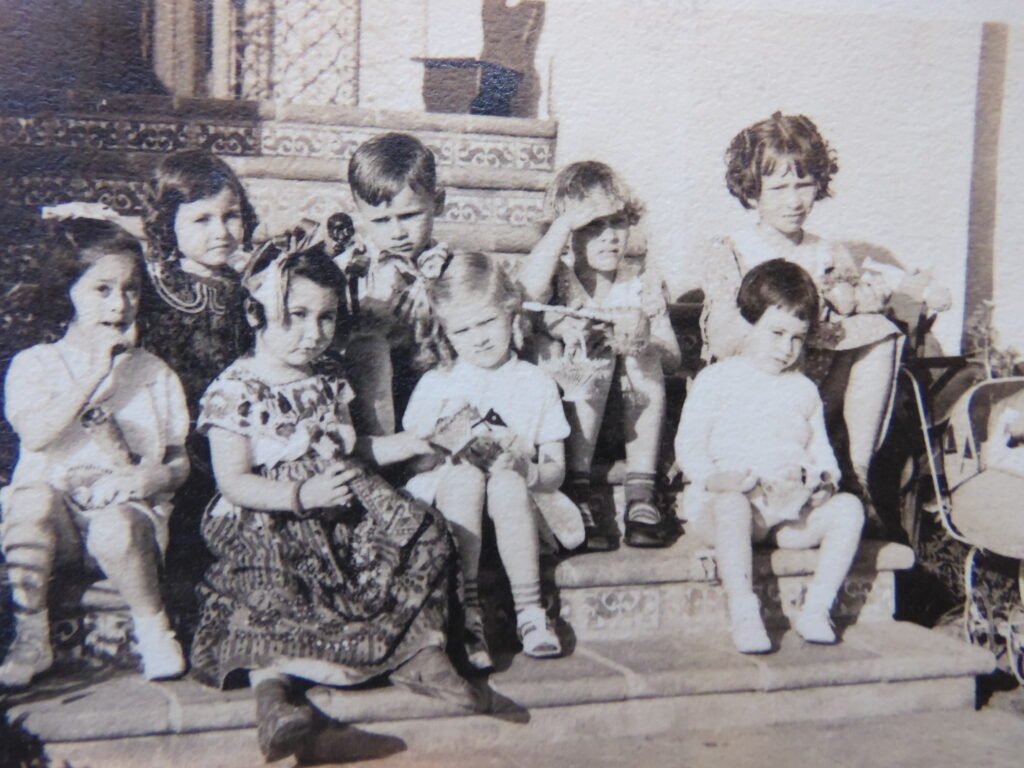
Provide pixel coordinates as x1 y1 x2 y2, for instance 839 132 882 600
552 538 915 641
0 101 557 256
20 622 992 765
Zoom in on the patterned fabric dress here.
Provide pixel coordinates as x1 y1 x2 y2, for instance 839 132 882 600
189 360 454 689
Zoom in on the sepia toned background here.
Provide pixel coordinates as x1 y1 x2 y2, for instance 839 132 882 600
2 0 1023 355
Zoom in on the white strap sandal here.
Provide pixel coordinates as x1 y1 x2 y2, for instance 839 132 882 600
516 605 561 659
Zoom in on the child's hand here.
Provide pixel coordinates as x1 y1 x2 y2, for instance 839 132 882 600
705 470 757 494
85 462 169 506
560 193 622 232
489 451 532 478
825 283 857 316
299 465 362 509
42 201 120 224
808 471 838 507
611 308 650 354
547 314 591 355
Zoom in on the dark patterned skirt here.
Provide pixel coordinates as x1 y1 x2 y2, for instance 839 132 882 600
189 461 454 688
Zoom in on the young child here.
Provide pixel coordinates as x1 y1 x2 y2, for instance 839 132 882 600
189 241 478 762
39 153 258 639
140 149 258 413
676 260 864 653
337 132 453 436
0 219 190 686
701 113 904 528
404 252 575 668
520 161 681 549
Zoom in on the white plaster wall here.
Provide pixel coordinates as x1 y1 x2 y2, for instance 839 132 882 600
537 1 985 352
359 0 428 110
993 27 1024 352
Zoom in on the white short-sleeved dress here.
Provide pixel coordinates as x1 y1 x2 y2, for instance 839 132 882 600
675 357 840 528
2 341 189 554
403 356 583 547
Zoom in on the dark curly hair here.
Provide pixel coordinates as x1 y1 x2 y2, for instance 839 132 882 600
737 258 820 330
143 149 258 262
725 112 838 209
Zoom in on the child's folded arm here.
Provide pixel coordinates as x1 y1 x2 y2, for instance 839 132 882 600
4 348 110 452
520 216 574 302
674 371 720 487
701 240 750 360
530 441 566 493
355 432 437 467
207 427 296 511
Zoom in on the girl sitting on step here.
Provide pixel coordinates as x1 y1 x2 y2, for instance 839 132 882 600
404 252 580 669
0 218 190 687
189 238 480 763
675 260 864 654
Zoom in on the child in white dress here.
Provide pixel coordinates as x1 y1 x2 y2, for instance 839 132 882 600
0 219 190 687
676 259 864 653
405 252 578 668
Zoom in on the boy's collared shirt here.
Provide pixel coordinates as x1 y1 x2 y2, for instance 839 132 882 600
334 237 452 347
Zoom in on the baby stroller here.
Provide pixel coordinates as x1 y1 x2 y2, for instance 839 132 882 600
902 359 1024 683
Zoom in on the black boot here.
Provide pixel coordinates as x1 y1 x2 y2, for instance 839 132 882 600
255 676 315 763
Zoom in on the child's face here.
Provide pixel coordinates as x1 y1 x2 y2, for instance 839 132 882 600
742 304 809 374
438 296 513 370
572 209 630 276
173 186 244 271
354 185 441 260
257 276 338 369
69 252 141 337
753 161 818 238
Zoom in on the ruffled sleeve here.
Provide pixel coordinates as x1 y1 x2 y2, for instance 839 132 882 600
196 370 261 439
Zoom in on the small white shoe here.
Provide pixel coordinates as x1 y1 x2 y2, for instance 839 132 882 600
133 613 186 680
794 608 837 644
729 595 771 654
516 605 561 659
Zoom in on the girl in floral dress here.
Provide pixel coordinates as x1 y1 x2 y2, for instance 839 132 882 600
190 241 478 762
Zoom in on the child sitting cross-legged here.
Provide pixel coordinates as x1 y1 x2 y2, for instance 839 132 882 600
675 259 864 653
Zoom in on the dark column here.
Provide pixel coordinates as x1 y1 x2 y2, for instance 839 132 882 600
961 22 1009 353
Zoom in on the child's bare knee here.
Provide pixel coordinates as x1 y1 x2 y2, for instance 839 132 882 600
86 506 155 563
487 469 529 498
446 463 486 490
3 485 62 536
711 492 752 518
827 493 865 533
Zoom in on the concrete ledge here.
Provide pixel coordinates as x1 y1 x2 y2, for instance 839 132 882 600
553 539 915 589
11 622 992 744
257 102 558 138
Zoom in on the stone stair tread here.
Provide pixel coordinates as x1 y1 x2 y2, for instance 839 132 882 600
553 538 915 589
12 621 992 743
